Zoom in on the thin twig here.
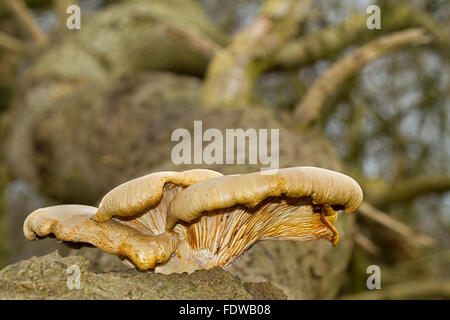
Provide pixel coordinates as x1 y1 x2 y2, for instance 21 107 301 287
358 202 436 248
0 30 28 53
354 233 380 256
165 23 221 60
4 0 48 48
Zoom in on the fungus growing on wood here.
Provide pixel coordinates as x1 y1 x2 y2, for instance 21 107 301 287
23 167 363 274
24 169 222 271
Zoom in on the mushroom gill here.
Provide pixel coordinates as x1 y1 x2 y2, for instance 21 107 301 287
23 167 363 274
165 167 363 272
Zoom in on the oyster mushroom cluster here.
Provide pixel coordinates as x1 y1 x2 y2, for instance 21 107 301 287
23 167 363 274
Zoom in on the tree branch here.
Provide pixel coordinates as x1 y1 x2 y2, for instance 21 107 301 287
203 0 313 108
354 233 381 256
164 22 221 60
342 279 450 299
293 28 431 126
273 2 450 69
358 202 436 249
0 30 28 53
4 0 48 48
370 176 450 208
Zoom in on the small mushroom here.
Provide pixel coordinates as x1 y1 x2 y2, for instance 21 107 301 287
23 167 363 274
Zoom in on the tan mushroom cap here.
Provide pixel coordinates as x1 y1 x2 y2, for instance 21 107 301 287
23 205 178 270
95 169 222 222
167 166 363 229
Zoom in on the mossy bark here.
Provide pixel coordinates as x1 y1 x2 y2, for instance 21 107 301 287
0 251 286 299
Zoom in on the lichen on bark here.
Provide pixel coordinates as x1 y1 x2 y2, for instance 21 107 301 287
0 251 286 300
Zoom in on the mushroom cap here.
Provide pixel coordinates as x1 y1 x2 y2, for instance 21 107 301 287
95 169 222 222
23 205 178 270
167 166 363 228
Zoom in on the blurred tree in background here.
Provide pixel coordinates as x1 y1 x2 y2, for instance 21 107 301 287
0 0 449 299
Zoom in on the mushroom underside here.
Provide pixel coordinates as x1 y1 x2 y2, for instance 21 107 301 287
165 195 341 273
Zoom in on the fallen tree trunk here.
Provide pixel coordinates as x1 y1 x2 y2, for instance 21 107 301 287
0 251 287 299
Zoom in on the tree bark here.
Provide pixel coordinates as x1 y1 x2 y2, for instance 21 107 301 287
203 0 313 107
294 28 431 126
